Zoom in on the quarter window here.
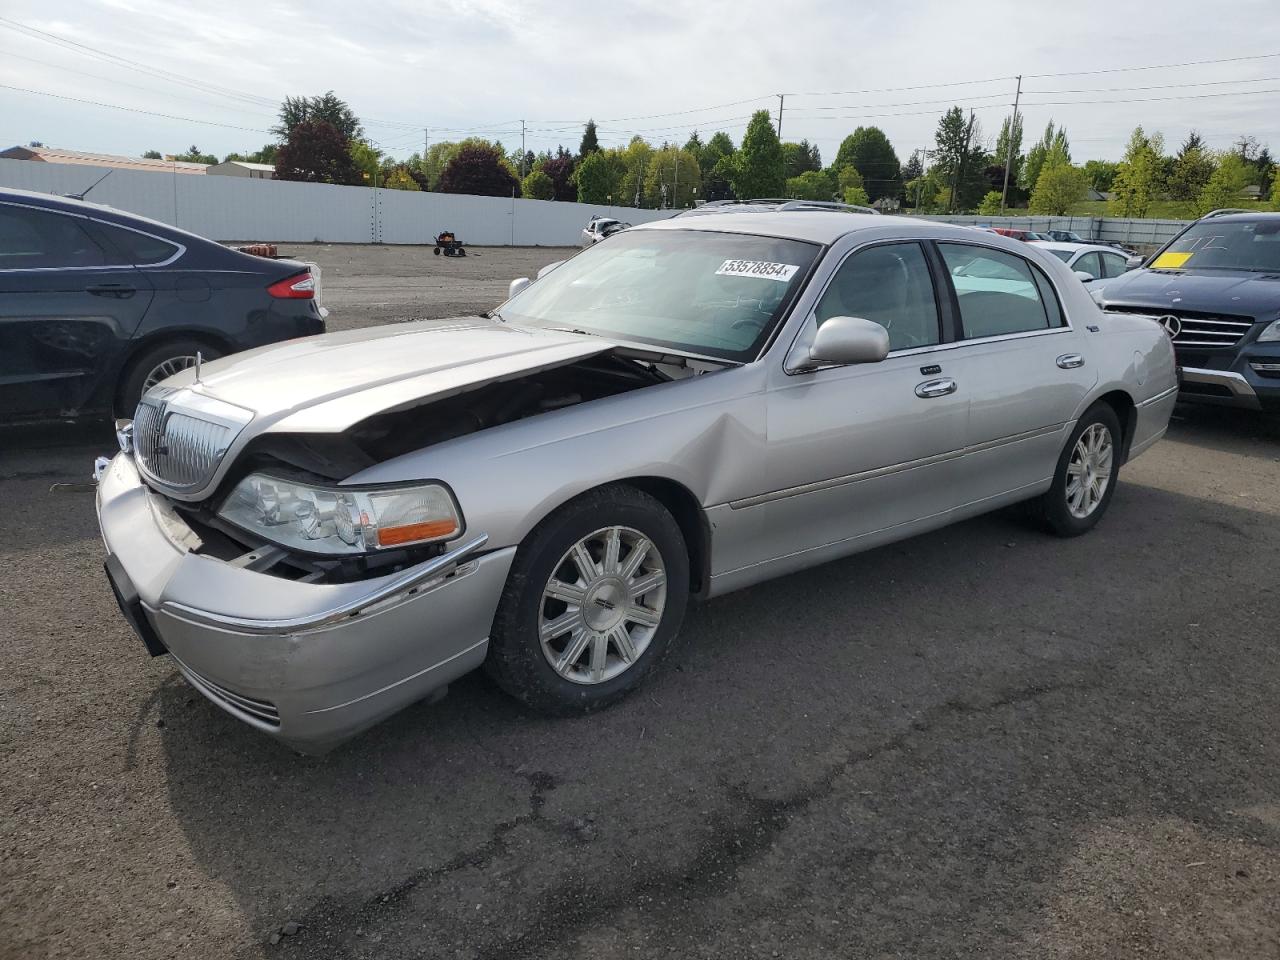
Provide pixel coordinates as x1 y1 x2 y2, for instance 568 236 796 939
939 243 1056 338
1073 252 1103 279
815 242 940 351
94 222 180 265
0 205 106 269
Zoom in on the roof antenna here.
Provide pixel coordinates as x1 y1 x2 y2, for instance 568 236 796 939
63 169 113 201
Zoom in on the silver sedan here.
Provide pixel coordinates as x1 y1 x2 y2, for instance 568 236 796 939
97 212 1177 752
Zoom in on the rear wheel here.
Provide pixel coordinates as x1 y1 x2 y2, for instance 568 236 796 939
485 485 689 715
1033 403 1121 537
116 338 221 418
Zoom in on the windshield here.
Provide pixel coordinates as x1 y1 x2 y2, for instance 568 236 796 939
1152 219 1280 273
501 228 820 361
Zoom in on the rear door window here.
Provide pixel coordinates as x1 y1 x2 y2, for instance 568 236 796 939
939 243 1057 339
1099 252 1129 277
1073 252 1103 279
0 205 106 269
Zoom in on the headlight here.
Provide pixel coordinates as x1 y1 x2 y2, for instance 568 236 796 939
217 474 462 555
1258 318 1280 342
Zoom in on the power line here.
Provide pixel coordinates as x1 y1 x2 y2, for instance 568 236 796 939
1022 87 1280 107
1027 76 1280 95
1024 51 1280 79
0 82 273 133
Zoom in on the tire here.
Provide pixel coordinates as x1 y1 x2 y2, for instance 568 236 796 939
116 338 222 419
1033 403 1122 537
458 248 467 257
433 247 441 255
484 484 690 715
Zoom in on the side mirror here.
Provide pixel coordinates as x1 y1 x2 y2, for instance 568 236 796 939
1073 270 1094 283
1125 255 1144 269
508 277 531 300
536 260 565 279
808 316 890 366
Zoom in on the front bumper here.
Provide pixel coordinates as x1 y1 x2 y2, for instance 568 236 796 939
96 454 515 752
1179 365 1280 411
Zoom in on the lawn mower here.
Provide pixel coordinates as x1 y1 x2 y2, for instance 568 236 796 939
433 231 466 257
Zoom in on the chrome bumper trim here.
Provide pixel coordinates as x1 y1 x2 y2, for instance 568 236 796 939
1179 366 1261 407
1138 384 1179 407
160 534 489 634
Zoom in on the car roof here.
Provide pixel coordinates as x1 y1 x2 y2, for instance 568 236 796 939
1030 241 1120 253
1196 211 1280 223
634 210 996 245
0 186 210 244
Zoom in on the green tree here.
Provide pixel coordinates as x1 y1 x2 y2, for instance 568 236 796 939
931 108 987 211
142 149 162 159
1029 163 1088 215
730 110 785 200
1021 120 1070 193
683 131 703 156
644 146 700 208
1082 160 1119 193
574 150 626 203
172 144 217 164
618 137 655 207
522 169 555 200
786 169 834 200
1251 146 1275 200
833 126 901 201
274 91 362 142
349 139 383 184
781 140 822 179
1109 126 1164 218
579 120 601 158
698 132 736 200
1168 132 1214 201
421 141 459 190
383 166 420 191
993 113 1024 193
1195 153 1252 215
977 191 1004 216
274 121 361 185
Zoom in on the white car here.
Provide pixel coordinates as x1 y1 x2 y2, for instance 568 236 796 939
582 217 630 247
1030 242 1133 285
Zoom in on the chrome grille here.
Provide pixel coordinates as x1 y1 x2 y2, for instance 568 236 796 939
131 392 249 493
1107 307 1256 349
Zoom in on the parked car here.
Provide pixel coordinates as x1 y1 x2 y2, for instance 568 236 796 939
581 217 630 246
1030 241 1134 283
0 187 325 425
97 212 1176 751
1044 230 1086 243
677 199 879 217
988 226 1053 242
1090 210 1280 411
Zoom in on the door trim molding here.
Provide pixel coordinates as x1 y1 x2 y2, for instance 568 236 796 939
728 421 1067 510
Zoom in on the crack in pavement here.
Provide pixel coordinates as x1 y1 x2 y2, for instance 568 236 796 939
274 678 1087 959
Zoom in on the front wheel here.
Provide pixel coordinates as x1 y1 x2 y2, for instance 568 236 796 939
485 485 690 715
116 339 221 419
1033 403 1122 537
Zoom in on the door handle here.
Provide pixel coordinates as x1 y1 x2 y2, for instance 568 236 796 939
915 378 958 399
1056 353 1085 369
86 284 136 299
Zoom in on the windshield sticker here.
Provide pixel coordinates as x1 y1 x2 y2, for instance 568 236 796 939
1151 251 1193 269
715 259 800 282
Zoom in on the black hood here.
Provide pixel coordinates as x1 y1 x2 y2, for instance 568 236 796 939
1099 268 1280 319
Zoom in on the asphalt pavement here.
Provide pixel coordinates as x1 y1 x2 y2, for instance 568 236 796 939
3 244 1279 960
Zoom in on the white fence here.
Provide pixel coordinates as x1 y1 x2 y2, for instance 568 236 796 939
0 158 671 246
915 213 1190 250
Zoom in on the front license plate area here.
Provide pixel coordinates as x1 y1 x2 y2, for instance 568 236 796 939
104 555 168 658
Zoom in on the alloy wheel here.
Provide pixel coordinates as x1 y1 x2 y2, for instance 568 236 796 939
142 355 199 393
1065 422 1113 519
538 525 667 685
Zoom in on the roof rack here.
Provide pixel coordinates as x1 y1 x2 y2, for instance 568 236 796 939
1200 208 1253 219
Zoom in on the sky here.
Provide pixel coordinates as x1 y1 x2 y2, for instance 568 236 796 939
2 0 1280 169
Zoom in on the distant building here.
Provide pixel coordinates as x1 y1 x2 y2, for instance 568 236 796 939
207 160 275 180
0 145 208 174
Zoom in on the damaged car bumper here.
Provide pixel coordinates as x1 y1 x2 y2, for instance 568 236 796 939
96 453 514 752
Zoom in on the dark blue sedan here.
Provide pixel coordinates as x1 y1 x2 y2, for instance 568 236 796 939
0 187 326 425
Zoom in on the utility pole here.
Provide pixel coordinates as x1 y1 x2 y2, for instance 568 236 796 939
520 120 527 178
673 148 679 208
949 110 975 214
776 93 785 139
424 128 429 158
1000 75 1022 215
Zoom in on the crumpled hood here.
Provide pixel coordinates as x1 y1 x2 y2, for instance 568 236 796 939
1099 268 1280 317
164 316 610 433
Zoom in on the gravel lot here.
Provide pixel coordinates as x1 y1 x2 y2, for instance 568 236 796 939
3 243 1280 960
